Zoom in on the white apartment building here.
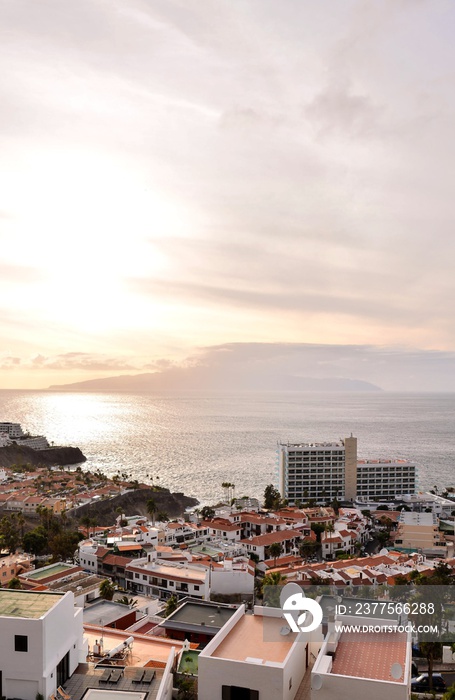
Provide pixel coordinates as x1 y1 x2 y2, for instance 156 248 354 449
357 459 416 500
321 529 355 560
0 589 87 700
241 529 303 561
125 555 210 600
198 604 321 700
0 422 49 449
14 435 50 450
0 422 25 438
312 612 411 700
278 436 416 503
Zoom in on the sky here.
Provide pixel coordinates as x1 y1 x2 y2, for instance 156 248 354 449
1 0 455 390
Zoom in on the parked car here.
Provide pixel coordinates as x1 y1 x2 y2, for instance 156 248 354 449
411 674 446 693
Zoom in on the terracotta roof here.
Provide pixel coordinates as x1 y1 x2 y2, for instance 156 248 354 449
102 554 133 566
264 555 303 569
242 529 302 546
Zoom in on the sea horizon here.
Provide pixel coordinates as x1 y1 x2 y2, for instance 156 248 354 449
1 390 454 505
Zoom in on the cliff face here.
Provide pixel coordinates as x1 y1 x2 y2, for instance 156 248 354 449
72 487 199 523
0 444 86 468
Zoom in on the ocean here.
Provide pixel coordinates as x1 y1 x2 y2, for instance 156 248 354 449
0 391 454 505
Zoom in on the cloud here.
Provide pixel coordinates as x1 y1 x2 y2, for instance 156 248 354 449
10 352 138 372
304 81 384 139
0 356 21 369
1 0 455 371
0 264 44 283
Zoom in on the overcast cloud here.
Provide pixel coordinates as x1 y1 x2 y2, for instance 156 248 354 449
1 1 455 389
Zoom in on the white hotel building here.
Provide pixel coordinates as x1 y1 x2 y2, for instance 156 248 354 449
278 436 416 504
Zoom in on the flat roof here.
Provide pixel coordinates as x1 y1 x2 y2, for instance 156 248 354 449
84 626 185 665
211 614 297 664
0 590 63 618
162 602 236 633
83 600 134 627
331 631 408 682
399 512 437 525
25 563 74 580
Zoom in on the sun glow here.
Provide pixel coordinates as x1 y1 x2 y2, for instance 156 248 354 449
2 149 189 330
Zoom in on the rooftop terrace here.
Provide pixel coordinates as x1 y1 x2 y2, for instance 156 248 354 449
24 562 75 580
0 589 63 618
163 601 236 631
331 631 408 682
211 614 297 664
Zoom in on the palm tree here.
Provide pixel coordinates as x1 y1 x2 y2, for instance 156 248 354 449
158 511 169 523
147 498 157 527
99 579 115 601
420 642 443 690
268 542 283 566
80 514 92 537
117 595 137 608
221 482 230 503
164 595 179 617
262 571 285 608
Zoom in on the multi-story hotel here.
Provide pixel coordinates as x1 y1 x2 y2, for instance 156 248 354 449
356 459 417 500
278 436 417 504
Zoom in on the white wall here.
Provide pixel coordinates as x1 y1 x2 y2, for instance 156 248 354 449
283 641 308 700
156 646 176 700
0 615 45 699
198 656 283 700
312 669 409 700
211 568 254 597
0 591 85 700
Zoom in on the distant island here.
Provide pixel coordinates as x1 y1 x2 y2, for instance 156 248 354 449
48 366 382 393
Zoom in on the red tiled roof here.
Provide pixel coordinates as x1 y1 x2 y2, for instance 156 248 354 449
103 554 133 566
242 529 302 546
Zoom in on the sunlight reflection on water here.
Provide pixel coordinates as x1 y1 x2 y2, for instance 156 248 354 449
1 391 454 504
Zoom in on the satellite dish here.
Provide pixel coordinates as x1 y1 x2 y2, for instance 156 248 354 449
312 674 323 690
379 548 389 556
391 663 403 680
280 625 291 636
280 582 305 609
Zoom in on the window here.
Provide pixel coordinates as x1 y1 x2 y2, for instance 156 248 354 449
15 635 28 652
222 686 259 700
194 585 199 591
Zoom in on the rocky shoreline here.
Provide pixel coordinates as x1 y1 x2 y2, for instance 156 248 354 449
0 443 86 468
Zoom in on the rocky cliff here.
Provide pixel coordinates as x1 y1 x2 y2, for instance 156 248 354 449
0 444 86 468
72 486 198 523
